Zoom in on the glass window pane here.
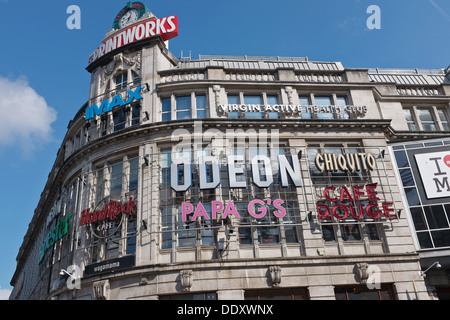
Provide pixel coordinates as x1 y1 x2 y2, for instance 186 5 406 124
162 98 171 112
336 96 347 106
322 224 335 242
228 95 239 104
417 231 433 249
405 188 420 206
299 96 310 105
399 169 414 186
267 95 278 105
340 225 361 241
176 96 191 111
417 109 433 121
410 207 428 230
404 109 414 121
394 150 409 168
315 96 332 106
366 224 380 240
245 112 263 119
129 157 139 192
424 205 449 229
244 95 263 105
431 230 450 248
110 162 123 197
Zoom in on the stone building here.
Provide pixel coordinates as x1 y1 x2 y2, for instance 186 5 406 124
10 2 450 300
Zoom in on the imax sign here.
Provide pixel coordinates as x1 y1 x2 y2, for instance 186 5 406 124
85 85 144 120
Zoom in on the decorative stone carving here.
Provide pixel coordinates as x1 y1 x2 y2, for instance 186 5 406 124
269 266 282 287
355 263 370 283
285 86 294 105
99 51 142 87
213 85 221 109
180 270 194 292
92 279 110 300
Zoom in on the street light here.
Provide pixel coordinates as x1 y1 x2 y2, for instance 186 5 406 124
419 261 442 277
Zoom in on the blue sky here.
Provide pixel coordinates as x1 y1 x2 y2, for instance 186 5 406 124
0 0 449 299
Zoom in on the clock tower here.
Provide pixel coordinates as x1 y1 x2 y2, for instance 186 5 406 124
85 3 179 136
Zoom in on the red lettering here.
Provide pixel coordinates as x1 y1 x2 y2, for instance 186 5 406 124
383 202 396 219
340 186 353 202
78 198 137 226
317 204 331 221
333 205 349 220
324 186 337 201
352 185 365 201
366 203 382 219
366 183 380 201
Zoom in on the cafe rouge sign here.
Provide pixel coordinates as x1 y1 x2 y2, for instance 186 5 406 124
174 150 397 223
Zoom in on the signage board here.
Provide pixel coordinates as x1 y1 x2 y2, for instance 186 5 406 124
415 151 450 199
84 255 135 276
218 104 368 117
89 15 178 66
85 85 144 120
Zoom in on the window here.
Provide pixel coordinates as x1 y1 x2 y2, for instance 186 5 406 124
245 288 309 300
128 157 139 192
176 96 192 120
161 149 171 187
162 98 171 121
110 162 123 197
299 95 312 119
132 71 141 86
161 207 173 249
315 96 334 120
244 95 263 119
196 95 207 119
113 108 126 132
335 285 395 300
160 292 217 300
437 109 450 131
88 157 140 263
115 73 128 90
417 108 437 131
131 103 141 126
267 95 280 119
403 108 417 131
95 168 104 204
336 96 350 119
393 142 450 250
228 95 240 119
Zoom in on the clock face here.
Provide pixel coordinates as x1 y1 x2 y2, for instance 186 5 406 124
113 2 149 30
119 8 139 28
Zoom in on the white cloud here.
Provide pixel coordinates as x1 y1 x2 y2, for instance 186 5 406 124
0 76 57 157
0 286 11 300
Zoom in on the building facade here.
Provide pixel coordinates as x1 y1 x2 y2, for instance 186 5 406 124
10 2 450 300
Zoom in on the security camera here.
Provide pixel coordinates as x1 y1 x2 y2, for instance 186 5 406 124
436 263 442 269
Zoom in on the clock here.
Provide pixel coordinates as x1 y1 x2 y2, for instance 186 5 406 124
113 2 150 30
119 8 139 28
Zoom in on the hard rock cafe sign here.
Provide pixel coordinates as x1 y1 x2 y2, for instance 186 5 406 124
79 197 136 238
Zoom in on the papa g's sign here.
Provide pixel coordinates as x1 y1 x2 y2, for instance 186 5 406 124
85 85 144 120
39 215 72 264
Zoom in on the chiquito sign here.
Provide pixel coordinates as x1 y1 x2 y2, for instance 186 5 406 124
313 151 397 223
